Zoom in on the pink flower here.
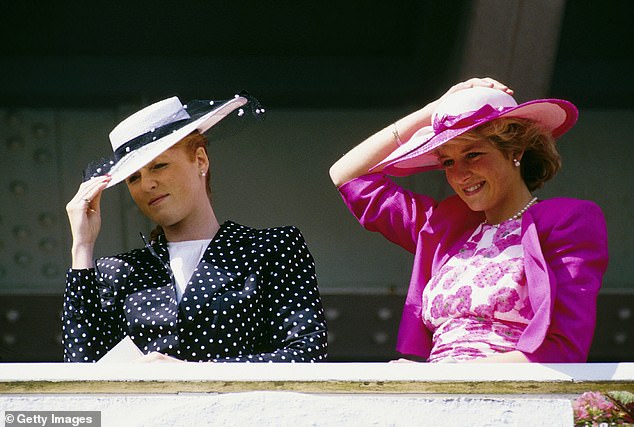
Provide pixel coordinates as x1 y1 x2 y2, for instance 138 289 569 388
455 241 478 259
472 264 506 288
445 286 472 315
429 287 472 319
489 287 520 312
440 268 463 290
491 323 521 340
518 297 534 319
572 402 589 421
429 294 445 319
473 304 494 319
493 225 521 248
573 391 621 426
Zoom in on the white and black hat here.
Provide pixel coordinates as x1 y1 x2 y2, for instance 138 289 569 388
83 92 263 188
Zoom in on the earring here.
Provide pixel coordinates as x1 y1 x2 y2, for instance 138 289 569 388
200 171 207 177
513 158 520 167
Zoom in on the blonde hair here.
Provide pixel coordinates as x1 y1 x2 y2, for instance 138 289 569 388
458 117 561 191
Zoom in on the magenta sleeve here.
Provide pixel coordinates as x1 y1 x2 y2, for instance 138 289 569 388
519 199 609 362
338 174 437 254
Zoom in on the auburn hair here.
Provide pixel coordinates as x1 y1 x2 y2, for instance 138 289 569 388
149 131 211 242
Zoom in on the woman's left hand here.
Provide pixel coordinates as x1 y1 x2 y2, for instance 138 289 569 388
388 358 419 363
463 350 530 363
136 352 184 363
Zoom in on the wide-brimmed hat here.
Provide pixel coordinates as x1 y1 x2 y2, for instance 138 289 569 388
83 92 263 188
371 86 578 176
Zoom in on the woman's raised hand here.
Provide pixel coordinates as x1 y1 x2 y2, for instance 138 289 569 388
65 175 111 269
440 77 513 101
410 77 514 131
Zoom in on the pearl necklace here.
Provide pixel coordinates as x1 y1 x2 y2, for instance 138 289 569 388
485 196 538 226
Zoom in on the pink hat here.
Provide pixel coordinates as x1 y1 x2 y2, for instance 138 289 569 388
371 86 578 177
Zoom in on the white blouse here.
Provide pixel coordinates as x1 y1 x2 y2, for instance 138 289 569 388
167 239 212 302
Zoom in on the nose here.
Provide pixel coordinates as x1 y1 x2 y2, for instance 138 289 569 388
447 161 472 184
139 172 157 192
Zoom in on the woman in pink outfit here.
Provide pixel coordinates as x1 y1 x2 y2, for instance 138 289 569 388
329 78 608 363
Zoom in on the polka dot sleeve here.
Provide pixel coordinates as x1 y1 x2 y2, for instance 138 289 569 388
62 267 126 362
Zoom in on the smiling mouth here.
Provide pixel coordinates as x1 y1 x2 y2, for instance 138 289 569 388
463 182 484 195
149 194 168 206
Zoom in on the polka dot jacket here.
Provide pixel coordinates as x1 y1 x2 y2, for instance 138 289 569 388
63 221 328 363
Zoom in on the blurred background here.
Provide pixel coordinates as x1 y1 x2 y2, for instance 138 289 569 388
0 0 632 362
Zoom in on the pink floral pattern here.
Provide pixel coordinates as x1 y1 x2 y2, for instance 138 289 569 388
422 219 535 362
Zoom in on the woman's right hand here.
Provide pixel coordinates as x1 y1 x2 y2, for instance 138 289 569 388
65 175 111 269
436 77 513 106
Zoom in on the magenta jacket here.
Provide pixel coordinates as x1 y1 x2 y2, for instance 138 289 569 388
339 174 609 362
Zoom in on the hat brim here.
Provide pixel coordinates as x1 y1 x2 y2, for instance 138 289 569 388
372 98 578 177
103 96 248 188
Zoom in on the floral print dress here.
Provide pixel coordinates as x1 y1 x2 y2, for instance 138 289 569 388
422 219 535 362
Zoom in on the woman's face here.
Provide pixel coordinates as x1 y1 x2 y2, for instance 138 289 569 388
436 137 529 223
125 145 209 231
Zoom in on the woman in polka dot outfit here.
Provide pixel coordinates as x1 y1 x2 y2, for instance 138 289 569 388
329 78 608 363
64 94 327 363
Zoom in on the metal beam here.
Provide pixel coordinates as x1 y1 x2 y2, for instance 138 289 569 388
459 0 567 100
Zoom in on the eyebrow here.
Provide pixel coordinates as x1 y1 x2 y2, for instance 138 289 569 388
145 156 168 168
436 141 483 158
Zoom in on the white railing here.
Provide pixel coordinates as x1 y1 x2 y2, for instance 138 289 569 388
0 363 632 426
